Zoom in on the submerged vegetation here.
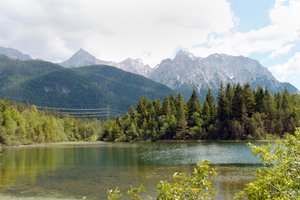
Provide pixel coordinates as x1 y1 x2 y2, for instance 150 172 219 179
101 83 300 141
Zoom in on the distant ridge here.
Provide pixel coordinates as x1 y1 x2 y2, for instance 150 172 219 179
60 49 152 76
0 46 298 101
60 49 116 68
0 46 32 61
0 55 174 113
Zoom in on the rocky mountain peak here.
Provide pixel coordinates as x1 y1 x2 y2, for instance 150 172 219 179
0 46 32 61
69 48 98 62
75 48 90 55
149 53 299 100
118 58 152 77
122 58 143 64
60 49 104 68
60 49 152 76
175 50 195 60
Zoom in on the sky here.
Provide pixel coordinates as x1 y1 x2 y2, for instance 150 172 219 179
0 0 300 90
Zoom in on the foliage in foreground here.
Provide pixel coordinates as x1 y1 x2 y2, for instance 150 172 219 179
108 128 300 199
108 160 216 200
236 128 300 200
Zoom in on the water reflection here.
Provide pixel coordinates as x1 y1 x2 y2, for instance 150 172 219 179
0 142 261 199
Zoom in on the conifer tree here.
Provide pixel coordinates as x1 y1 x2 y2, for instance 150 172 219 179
217 83 230 122
243 83 255 117
225 83 234 119
232 84 246 120
255 86 265 113
162 97 171 116
282 88 291 111
187 90 201 127
175 94 186 121
202 89 216 127
152 99 162 118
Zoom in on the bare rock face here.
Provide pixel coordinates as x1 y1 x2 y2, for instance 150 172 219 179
60 49 116 68
117 58 152 77
149 50 299 99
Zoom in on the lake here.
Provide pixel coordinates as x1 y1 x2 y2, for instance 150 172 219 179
0 142 262 199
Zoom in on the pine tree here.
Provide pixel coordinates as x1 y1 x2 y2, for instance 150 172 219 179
217 83 230 122
255 86 265 113
187 90 201 127
202 89 216 127
169 95 177 116
232 84 246 120
225 83 234 119
152 99 162 118
175 94 187 121
274 92 282 109
282 88 291 111
216 83 232 139
243 83 255 117
264 94 276 133
136 97 151 127
162 97 171 116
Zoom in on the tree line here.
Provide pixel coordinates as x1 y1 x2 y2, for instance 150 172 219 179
1 82 299 145
101 83 300 141
0 99 102 145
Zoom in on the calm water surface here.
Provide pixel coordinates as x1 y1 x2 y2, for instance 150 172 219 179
0 142 262 200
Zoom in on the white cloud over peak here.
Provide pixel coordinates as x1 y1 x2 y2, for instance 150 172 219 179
269 52 300 88
192 0 300 59
0 0 235 66
1 0 300 89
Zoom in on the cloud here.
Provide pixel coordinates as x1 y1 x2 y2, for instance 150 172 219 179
269 52 300 89
0 0 235 65
191 0 300 59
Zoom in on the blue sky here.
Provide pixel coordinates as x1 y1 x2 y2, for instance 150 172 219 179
230 0 298 66
193 0 300 90
237 0 300 90
229 0 274 33
0 0 299 90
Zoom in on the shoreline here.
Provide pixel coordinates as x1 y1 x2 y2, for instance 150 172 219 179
0 194 76 200
2 139 276 148
2 141 105 148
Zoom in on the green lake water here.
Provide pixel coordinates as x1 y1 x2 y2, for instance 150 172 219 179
0 142 262 200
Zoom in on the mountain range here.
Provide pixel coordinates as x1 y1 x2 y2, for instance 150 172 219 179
0 54 173 113
150 50 298 100
0 46 298 107
60 49 152 77
59 48 299 100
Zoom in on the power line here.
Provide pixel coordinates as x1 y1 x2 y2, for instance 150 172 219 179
37 106 109 111
0 96 129 119
60 111 108 115
36 105 127 119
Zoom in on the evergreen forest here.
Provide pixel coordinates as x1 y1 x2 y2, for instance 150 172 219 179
101 83 300 141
